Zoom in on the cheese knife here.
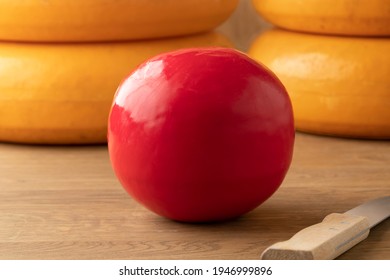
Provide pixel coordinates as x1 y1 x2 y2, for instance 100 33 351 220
261 196 390 260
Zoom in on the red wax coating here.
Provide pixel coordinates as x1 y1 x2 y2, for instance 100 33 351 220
108 48 294 222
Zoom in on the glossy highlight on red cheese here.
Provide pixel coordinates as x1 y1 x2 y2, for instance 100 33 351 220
108 48 294 222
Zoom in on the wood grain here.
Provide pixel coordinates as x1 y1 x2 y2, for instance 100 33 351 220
0 133 389 260
261 213 371 260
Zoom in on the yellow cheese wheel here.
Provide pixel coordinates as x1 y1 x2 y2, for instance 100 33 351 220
0 32 232 144
248 29 390 139
252 0 390 36
0 0 238 42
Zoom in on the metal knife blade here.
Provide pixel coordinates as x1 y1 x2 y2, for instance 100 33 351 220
346 196 390 227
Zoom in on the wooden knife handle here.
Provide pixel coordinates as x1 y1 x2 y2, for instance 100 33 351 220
261 213 370 260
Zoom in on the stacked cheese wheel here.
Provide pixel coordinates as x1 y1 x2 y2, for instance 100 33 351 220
249 0 390 139
0 0 238 144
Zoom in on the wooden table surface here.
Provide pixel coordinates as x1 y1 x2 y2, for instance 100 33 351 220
0 133 389 260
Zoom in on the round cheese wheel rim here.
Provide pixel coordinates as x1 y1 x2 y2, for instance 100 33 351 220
248 29 390 139
0 32 232 144
252 0 390 36
0 0 238 42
